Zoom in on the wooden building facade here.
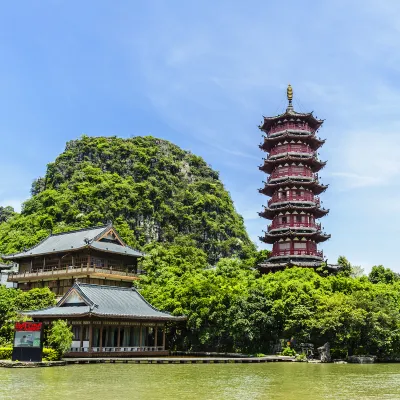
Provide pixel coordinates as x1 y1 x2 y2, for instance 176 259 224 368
3 224 143 296
25 282 185 357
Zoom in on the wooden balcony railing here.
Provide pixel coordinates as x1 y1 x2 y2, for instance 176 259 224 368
268 195 320 207
271 249 323 258
268 168 314 181
268 123 314 136
8 265 140 281
269 144 314 157
268 222 321 231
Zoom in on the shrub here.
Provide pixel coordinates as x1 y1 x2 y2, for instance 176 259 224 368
0 347 12 360
43 348 59 361
282 346 296 356
296 353 307 362
0 347 59 361
46 320 73 358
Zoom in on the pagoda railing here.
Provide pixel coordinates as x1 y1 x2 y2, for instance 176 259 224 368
268 222 321 231
268 167 313 181
269 144 314 157
268 123 314 136
268 195 320 207
270 249 323 258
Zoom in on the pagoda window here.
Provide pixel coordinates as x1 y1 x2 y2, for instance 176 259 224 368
279 242 290 250
296 215 302 223
294 243 306 249
281 216 287 224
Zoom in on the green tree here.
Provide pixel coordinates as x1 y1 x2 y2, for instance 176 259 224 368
46 320 73 358
0 287 55 344
368 265 399 284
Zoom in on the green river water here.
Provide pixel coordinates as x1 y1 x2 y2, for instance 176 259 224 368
1 363 400 399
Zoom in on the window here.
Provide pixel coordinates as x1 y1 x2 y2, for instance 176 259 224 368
294 243 307 249
296 215 302 223
279 242 290 250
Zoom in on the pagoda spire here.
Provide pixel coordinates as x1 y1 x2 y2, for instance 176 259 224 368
286 84 294 111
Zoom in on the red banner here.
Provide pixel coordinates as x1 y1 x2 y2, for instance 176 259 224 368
15 322 42 332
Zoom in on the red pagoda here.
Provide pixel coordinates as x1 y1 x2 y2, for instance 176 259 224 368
258 85 330 271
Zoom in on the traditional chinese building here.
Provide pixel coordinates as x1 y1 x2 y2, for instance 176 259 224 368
258 85 331 271
25 281 185 357
3 224 143 296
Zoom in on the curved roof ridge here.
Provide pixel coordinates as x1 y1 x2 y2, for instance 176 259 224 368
134 288 174 316
51 224 109 237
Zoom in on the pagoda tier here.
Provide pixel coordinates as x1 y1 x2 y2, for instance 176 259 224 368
259 205 329 220
258 260 338 273
260 231 331 244
259 133 326 152
259 179 328 196
259 109 323 132
260 156 327 174
257 85 330 271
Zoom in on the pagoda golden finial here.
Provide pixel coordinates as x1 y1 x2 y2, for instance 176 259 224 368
287 84 293 103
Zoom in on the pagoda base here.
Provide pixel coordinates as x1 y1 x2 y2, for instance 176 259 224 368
258 257 338 273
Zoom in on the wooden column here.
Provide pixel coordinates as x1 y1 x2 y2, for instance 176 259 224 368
99 323 103 352
88 322 93 353
30 259 33 273
117 326 121 348
154 325 158 349
79 324 84 350
72 255 75 267
162 326 166 350
139 323 142 350
87 253 91 271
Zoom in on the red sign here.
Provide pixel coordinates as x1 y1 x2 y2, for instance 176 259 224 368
15 322 42 332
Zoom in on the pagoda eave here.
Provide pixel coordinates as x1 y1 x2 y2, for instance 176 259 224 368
259 205 329 220
259 231 331 244
259 181 328 196
259 157 327 173
258 259 339 272
259 110 324 131
259 134 326 152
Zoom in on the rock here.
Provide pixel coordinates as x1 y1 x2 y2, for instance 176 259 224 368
317 342 331 363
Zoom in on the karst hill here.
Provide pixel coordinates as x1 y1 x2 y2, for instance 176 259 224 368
0 136 255 263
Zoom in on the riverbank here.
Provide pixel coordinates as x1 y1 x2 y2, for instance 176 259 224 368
64 355 296 364
0 360 66 368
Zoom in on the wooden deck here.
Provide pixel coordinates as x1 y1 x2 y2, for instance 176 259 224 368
64 356 296 364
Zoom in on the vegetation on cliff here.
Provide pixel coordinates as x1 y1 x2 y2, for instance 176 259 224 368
0 135 255 263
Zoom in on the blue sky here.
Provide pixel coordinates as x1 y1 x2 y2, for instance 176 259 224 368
1 1 400 271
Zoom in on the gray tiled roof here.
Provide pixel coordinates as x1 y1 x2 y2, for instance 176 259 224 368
0 263 13 270
89 241 142 257
3 224 143 260
25 283 185 321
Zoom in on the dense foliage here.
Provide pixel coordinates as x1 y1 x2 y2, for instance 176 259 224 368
0 136 255 264
0 347 58 361
46 320 73 358
139 247 400 359
0 287 55 345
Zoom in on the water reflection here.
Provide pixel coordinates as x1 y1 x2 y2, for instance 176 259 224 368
1 363 400 399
